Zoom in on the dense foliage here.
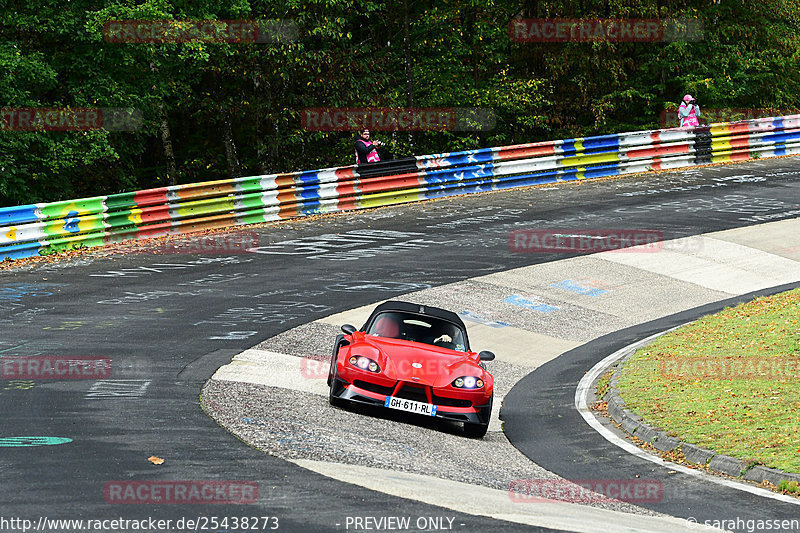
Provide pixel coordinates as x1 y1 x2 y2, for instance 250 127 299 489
2 0 799 205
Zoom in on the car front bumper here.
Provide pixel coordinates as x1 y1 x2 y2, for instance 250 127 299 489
331 378 492 426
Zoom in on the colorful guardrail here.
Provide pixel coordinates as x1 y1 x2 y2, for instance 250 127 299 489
2 114 800 261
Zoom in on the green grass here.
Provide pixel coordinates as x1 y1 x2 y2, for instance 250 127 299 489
596 370 614 400
779 480 800 494
617 288 800 473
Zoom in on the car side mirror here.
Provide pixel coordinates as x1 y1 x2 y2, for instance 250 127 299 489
341 324 357 335
478 350 495 361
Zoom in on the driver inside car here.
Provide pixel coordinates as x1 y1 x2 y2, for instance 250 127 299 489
373 315 400 338
433 324 460 350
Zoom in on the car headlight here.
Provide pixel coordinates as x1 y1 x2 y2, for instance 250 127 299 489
348 355 381 373
452 376 484 389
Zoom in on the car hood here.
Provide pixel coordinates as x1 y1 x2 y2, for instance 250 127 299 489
349 335 487 388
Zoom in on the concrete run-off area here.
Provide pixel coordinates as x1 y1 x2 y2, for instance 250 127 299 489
203 217 800 533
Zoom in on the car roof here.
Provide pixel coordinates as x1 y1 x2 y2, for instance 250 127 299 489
362 300 467 331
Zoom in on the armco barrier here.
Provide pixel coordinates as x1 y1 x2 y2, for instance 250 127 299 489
2 114 800 261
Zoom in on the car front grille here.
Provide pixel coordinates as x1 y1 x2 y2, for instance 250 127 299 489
353 380 394 396
394 383 429 403
432 394 473 408
355 380 476 408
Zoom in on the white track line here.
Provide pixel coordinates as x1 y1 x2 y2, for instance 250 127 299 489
291 458 723 533
575 326 800 506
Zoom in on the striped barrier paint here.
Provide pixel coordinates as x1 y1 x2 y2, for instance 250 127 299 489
0 205 40 226
3 114 800 262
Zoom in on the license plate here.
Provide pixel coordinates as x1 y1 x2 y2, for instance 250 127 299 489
384 396 437 416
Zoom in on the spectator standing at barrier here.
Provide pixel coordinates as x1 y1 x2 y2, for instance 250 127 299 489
679 94 701 128
354 128 383 164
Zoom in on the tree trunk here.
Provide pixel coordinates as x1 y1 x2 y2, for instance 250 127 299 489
254 64 268 174
221 106 241 179
150 62 177 187
157 102 177 187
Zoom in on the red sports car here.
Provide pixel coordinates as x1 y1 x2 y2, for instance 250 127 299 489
328 300 495 437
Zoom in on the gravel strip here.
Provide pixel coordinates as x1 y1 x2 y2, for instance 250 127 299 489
202 378 664 516
255 321 342 356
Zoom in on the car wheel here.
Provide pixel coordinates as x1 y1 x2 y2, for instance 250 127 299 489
328 335 341 386
463 396 492 438
328 361 347 408
463 422 488 438
328 334 348 386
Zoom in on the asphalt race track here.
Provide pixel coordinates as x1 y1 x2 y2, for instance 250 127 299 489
1 156 799 533
503 284 800 530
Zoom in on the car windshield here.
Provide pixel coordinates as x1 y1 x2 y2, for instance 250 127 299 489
366 311 467 352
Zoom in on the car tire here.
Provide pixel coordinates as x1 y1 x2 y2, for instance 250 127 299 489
328 334 345 386
328 362 347 408
463 422 488 438
463 396 492 438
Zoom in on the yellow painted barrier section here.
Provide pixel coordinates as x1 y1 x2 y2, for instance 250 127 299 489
561 152 621 167
172 196 237 218
358 188 425 209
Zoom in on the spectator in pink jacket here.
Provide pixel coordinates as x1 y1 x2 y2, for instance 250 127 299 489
354 129 383 164
679 94 701 128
